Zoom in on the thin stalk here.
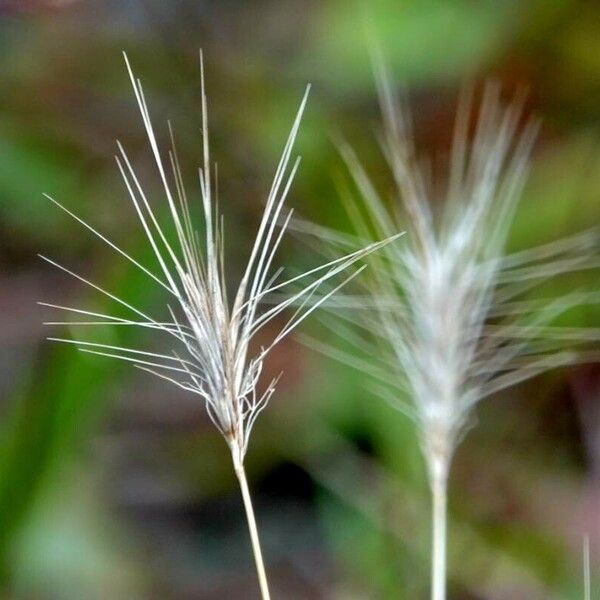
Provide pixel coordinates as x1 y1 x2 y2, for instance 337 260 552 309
431 474 448 600
584 534 590 600
235 464 271 600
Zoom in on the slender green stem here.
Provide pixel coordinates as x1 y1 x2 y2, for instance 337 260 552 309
235 464 271 600
431 474 447 600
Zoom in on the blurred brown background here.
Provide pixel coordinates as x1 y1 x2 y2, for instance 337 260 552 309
1 1 600 598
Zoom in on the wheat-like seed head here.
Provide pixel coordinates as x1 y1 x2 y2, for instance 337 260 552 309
39 53 400 468
295 69 600 486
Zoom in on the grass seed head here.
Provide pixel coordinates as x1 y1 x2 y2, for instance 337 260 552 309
40 53 399 468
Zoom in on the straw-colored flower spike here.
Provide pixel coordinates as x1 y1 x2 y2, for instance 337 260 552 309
39 53 400 599
298 71 600 599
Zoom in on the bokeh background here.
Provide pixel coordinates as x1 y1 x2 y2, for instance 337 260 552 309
1 1 600 598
